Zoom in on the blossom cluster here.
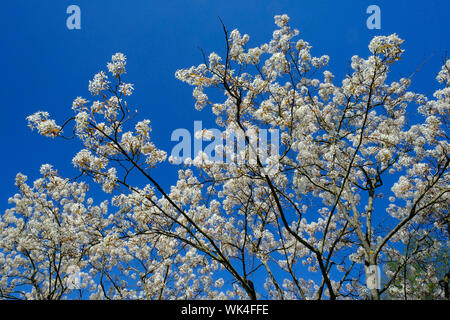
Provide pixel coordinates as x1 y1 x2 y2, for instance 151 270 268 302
2 14 448 300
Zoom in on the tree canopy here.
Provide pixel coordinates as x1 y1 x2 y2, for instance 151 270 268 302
1 14 448 300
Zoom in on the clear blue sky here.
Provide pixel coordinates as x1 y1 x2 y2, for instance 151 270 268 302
1 0 449 213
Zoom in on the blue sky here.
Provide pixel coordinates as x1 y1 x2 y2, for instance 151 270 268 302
1 0 449 213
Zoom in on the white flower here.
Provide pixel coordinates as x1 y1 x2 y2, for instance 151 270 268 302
436 59 450 85
75 111 89 134
274 14 290 27
119 83 134 96
194 129 214 141
107 52 127 76
135 119 151 138
193 86 208 110
26 111 61 137
102 167 117 193
72 96 89 112
88 71 109 95
368 34 404 58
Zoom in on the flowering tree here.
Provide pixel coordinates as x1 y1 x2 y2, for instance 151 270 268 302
1 14 448 300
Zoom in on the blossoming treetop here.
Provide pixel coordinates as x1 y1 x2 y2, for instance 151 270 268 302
1 14 448 300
